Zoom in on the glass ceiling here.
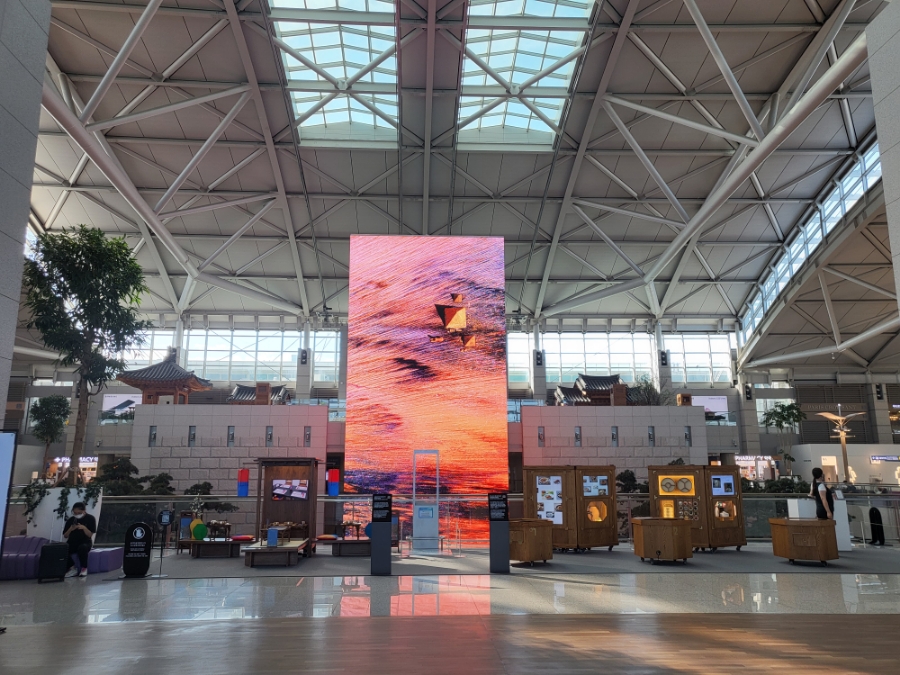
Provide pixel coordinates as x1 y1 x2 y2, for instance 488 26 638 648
459 0 593 144
271 0 398 142
271 0 592 145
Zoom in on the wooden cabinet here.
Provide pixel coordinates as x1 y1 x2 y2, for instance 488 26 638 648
509 519 553 565
632 518 693 564
523 467 578 549
648 465 746 551
574 466 618 551
769 518 839 565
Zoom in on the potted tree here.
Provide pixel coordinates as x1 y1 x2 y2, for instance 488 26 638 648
761 402 806 475
23 225 150 484
28 395 71 478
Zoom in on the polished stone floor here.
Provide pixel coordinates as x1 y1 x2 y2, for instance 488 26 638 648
2 570 900 625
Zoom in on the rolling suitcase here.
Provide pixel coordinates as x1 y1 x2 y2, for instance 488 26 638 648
37 543 69 583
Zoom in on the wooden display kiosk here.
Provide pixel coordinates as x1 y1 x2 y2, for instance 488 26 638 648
523 465 618 551
523 466 577 549
769 518 838 566
255 457 319 557
632 518 693 564
648 465 746 552
574 466 618 551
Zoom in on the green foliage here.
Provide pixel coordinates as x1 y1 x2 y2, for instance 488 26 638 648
20 480 50 523
185 482 215 496
616 469 649 494
29 395 71 447
140 473 175 495
627 375 674 406
19 480 101 523
91 457 144 496
23 225 151 466
741 476 810 494
761 402 806 432
668 457 685 465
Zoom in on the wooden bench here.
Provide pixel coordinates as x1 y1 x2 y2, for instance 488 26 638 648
331 539 371 556
180 540 246 559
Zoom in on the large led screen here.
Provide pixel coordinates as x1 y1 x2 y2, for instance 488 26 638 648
345 236 508 534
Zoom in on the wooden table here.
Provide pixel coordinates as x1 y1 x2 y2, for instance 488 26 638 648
632 518 693 564
331 539 371 556
244 539 309 567
179 539 247 558
769 518 838 565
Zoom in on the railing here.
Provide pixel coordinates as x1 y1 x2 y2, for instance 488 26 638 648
8 490 900 547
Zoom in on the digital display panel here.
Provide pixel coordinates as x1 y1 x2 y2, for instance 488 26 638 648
345 236 508 537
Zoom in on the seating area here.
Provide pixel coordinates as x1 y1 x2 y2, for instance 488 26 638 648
0 537 49 580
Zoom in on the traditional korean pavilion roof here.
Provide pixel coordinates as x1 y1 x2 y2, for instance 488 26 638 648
227 384 291 404
555 386 592 406
574 374 623 392
117 348 212 391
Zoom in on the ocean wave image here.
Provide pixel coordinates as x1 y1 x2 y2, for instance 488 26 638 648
345 236 509 539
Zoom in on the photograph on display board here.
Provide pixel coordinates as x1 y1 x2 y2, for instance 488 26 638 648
583 475 609 496
538 475 564 524
100 393 139 424
272 479 308 501
711 475 735 496
344 236 508 540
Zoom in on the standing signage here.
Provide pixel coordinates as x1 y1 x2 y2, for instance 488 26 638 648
0 433 16 558
488 493 510 573
488 493 509 521
372 493 393 522
123 522 154 577
157 510 172 527
370 494 393 576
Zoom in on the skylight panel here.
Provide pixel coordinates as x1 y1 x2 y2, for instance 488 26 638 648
272 0 398 142
459 0 593 146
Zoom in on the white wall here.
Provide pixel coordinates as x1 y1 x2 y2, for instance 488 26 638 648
792 444 900 485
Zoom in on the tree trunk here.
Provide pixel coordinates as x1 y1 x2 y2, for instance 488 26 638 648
69 372 90 485
41 441 51 478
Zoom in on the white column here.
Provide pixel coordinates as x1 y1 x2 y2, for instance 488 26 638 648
869 1 900 304
0 1 51 425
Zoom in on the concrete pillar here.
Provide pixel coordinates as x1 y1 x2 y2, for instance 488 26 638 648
869 2 900 300
737 381 761 457
530 324 546 403
866 382 893 443
173 317 185 366
655 321 672 389
295 346 312 399
0 1 51 425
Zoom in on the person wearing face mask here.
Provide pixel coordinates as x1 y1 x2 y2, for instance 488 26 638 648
63 502 96 578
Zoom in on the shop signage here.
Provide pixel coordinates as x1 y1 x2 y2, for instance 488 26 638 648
736 455 773 461
488 493 509 522
871 456 900 462
157 510 173 527
799 403 865 413
123 522 153 577
372 494 392 523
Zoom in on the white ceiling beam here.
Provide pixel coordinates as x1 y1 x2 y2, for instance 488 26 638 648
198 199 278 272
603 95 759 147
228 0 313 316
681 0 765 141
85 85 251 132
572 206 643 276
572 199 684 229
544 32 868 317
822 267 897 300
79 0 165 122
532 0 641 319
42 80 305 316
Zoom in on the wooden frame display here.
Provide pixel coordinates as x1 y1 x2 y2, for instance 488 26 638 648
648 465 746 551
574 466 618 551
769 518 838 565
255 458 319 556
632 518 693 563
523 466 577 549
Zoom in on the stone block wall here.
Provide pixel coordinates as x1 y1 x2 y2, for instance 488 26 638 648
521 405 708 479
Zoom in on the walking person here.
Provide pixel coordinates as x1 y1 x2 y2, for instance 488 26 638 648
810 467 834 520
63 502 96 578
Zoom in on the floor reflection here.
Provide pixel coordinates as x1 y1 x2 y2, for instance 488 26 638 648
4 572 900 625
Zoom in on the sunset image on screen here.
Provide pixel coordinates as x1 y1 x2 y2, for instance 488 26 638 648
345 236 508 537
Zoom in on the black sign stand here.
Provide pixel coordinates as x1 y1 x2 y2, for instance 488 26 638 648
153 510 172 579
488 493 510 574
121 522 154 578
371 493 392 576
